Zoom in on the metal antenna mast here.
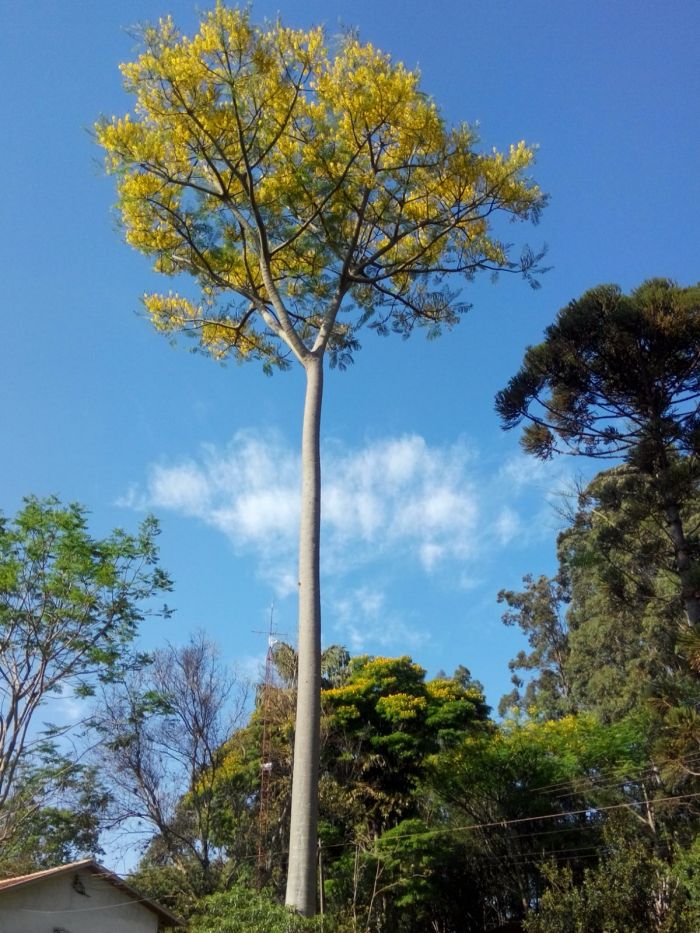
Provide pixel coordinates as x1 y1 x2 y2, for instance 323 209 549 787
254 602 288 882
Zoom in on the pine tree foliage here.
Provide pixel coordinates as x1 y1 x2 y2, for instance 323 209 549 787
497 279 700 627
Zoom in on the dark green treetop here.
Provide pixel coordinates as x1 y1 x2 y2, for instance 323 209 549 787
497 278 700 627
496 278 700 462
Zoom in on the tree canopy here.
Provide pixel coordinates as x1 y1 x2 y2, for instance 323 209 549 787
496 279 700 463
0 495 170 854
97 4 544 371
121 639 700 931
496 278 700 628
499 465 699 724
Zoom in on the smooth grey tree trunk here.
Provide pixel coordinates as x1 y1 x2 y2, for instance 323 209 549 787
285 352 323 915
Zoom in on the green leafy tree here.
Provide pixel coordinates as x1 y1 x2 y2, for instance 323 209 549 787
496 279 700 629
524 818 691 933
270 642 352 690
181 654 490 927
98 5 544 913
0 759 109 877
561 467 688 722
322 656 490 839
671 836 700 930
430 712 649 927
318 659 490 929
498 573 573 719
0 495 170 852
494 467 700 930
500 463 699 729
365 818 482 933
189 885 321 933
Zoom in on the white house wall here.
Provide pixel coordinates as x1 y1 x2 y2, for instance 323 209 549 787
0 871 159 933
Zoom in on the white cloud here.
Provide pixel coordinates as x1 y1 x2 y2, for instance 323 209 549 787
320 435 479 569
494 506 521 545
237 652 267 684
328 585 430 654
456 572 484 591
150 462 213 515
125 431 482 583
45 692 84 726
498 452 551 491
499 451 577 503
121 429 572 593
493 451 584 547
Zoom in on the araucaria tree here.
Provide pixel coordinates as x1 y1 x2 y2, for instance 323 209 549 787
98 4 544 914
496 279 700 629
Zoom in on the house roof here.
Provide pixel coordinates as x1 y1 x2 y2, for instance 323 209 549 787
0 858 184 927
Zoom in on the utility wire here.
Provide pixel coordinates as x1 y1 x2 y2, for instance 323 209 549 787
486 751 700 798
311 789 700 855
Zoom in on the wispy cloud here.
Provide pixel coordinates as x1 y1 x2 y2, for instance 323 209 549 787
498 451 576 503
496 451 580 544
44 692 85 726
328 585 430 654
120 430 569 594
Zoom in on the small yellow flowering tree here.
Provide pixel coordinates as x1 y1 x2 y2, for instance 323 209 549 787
97 3 544 914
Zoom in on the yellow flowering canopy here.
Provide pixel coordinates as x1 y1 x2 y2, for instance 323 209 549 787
322 655 489 750
98 3 544 369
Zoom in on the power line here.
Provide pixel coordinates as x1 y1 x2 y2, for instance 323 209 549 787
315 789 700 854
454 751 700 807
83 785 699 880
384 790 700 840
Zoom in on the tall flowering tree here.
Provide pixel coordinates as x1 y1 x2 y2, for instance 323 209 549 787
98 4 544 914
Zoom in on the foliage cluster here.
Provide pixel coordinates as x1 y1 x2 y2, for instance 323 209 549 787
1 0 698 929
0 495 170 858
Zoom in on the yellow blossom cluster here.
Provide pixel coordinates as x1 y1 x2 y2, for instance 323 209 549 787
376 692 427 721
143 291 276 360
97 4 543 364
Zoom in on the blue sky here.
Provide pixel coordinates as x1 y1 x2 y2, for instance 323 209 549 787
2 0 699 719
